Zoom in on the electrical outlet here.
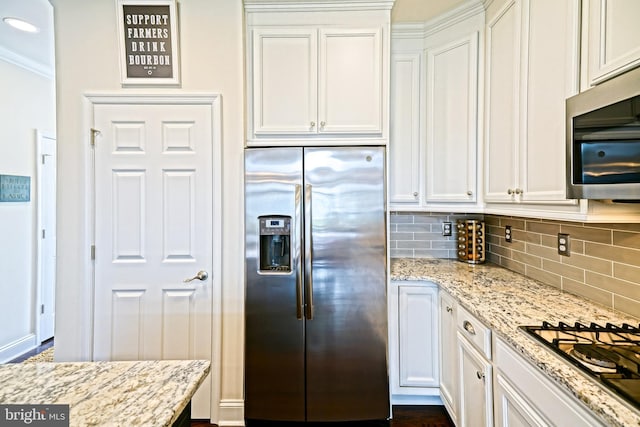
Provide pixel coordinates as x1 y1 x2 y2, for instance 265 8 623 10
505 225 512 243
558 233 570 256
442 222 452 236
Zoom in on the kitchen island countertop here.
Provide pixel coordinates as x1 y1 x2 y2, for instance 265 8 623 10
391 258 640 427
0 359 210 426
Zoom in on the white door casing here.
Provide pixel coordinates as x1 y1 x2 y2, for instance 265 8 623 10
37 130 57 343
89 94 222 420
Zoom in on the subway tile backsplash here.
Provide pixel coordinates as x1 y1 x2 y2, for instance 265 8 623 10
390 212 640 318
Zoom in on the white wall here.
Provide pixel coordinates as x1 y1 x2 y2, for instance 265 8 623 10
0 59 55 362
50 0 245 424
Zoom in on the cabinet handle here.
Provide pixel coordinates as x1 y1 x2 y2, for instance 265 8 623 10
446 306 453 313
310 121 316 128
463 320 476 335
476 371 485 380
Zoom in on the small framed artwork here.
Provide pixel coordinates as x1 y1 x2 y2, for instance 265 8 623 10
0 175 31 202
116 0 180 86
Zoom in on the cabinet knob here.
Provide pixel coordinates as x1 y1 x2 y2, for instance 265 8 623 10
507 188 513 195
476 371 485 380
320 121 326 128
463 320 476 335
310 121 316 128
413 192 418 197
515 188 523 195
467 190 473 196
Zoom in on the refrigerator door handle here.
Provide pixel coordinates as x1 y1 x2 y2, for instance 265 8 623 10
295 184 303 320
304 183 314 320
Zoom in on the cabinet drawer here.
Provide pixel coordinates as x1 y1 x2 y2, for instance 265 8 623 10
457 304 491 359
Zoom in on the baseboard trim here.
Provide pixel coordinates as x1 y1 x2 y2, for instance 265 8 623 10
217 399 245 426
391 394 444 405
0 334 37 363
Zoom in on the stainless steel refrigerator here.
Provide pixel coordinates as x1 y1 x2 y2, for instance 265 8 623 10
244 146 389 423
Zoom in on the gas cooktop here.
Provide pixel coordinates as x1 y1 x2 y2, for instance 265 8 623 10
520 321 640 410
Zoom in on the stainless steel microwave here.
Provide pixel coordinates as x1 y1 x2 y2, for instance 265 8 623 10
566 67 640 200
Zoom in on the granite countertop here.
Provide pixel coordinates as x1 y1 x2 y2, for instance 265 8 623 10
0 359 210 426
391 258 640 427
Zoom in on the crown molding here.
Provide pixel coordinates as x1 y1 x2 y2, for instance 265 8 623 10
244 0 395 13
0 46 54 80
391 0 485 39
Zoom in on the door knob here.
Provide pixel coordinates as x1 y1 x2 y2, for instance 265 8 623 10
183 270 209 283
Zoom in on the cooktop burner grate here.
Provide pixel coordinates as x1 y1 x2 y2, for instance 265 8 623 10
520 321 640 411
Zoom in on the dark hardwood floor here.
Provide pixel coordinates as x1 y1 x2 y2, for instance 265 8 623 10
191 406 454 427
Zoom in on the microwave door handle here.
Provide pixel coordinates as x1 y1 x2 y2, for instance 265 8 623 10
304 184 314 320
295 184 303 320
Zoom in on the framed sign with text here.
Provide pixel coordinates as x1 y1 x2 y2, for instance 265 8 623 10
116 0 180 86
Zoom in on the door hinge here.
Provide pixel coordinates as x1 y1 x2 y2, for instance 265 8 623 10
42 229 46 239
91 245 96 260
41 304 45 315
90 128 101 147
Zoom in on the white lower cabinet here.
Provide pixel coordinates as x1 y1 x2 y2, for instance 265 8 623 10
389 281 440 403
457 305 494 427
439 291 458 424
493 338 604 427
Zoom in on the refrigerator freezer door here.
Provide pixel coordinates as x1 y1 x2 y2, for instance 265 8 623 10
304 147 389 421
244 147 305 421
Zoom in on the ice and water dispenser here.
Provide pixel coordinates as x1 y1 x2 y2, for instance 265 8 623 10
258 216 291 272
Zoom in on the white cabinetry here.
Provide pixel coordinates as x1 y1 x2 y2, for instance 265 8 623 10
245 1 391 145
439 290 458 424
583 0 640 87
389 52 421 205
494 337 604 427
484 0 580 205
388 281 440 403
389 4 483 211
425 31 479 204
457 305 493 427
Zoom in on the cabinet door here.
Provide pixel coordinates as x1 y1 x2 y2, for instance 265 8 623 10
484 0 520 202
425 32 479 203
494 372 548 427
519 0 579 202
319 28 382 134
586 0 640 86
389 52 421 205
458 332 493 427
252 28 317 135
439 292 458 424
397 285 439 388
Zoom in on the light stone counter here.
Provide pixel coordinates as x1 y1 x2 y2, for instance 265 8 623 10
391 258 640 427
0 359 210 426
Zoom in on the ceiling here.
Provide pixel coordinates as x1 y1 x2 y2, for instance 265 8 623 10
0 0 54 70
0 0 466 72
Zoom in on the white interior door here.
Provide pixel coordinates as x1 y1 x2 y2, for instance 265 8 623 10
92 99 218 418
37 131 57 343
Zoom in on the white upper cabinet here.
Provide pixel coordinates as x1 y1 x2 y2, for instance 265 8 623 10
252 29 318 135
584 0 640 87
319 28 382 134
389 52 421 205
484 0 580 204
245 1 391 145
389 4 484 212
425 32 479 204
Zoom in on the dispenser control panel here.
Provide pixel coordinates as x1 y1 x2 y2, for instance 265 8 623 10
258 216 291 273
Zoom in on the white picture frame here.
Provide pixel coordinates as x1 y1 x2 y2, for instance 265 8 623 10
116 0 180 86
